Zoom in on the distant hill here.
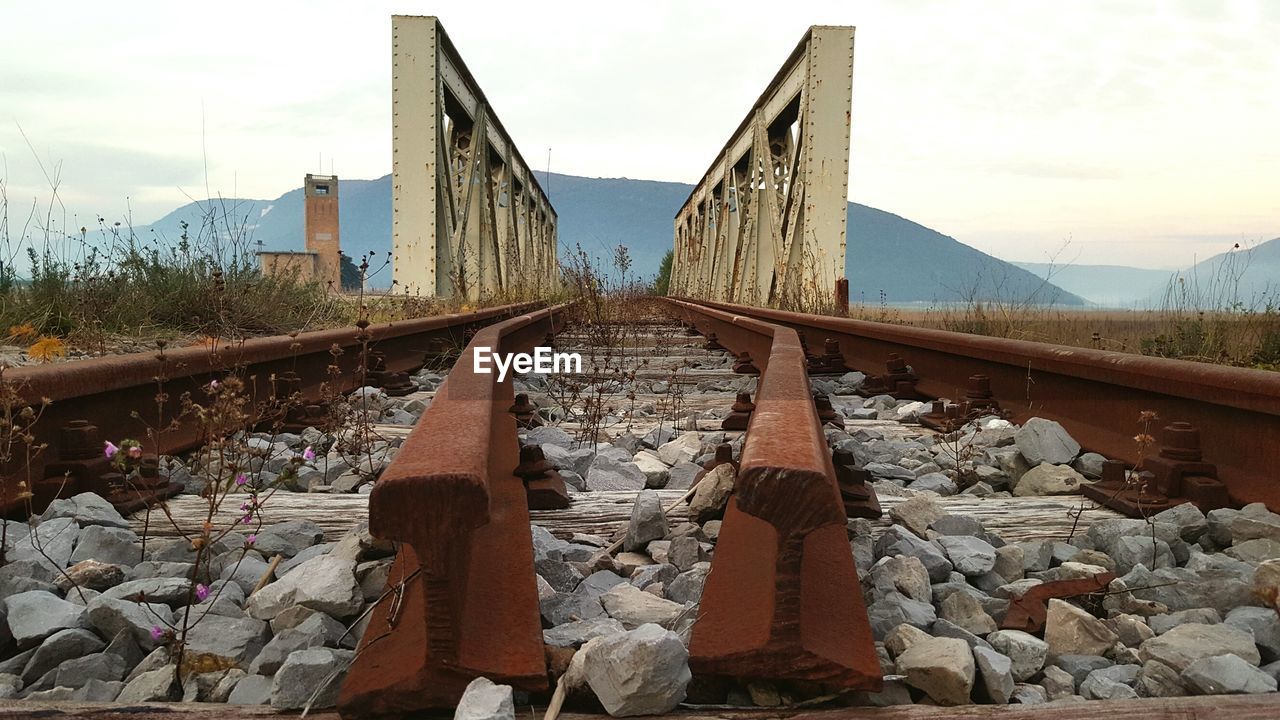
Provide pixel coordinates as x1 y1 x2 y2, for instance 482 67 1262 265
133 172 1085 305
1015 238 1279 309
1013 262 1175 307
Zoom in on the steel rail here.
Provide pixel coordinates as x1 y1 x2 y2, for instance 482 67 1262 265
1 302 541 516
670 297 1280 511
663 298 881 688
338 304 567 716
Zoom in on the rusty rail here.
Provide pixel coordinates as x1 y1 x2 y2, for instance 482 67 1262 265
338 305 567 716
671 297 1280 514
1 302 540 516
664 299 881 689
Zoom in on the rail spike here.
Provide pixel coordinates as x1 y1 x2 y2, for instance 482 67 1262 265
689 322 881 689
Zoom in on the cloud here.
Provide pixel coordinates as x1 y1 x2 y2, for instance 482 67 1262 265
990 160 1121 180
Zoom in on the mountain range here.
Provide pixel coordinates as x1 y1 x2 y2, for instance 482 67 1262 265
1016 238 1279 309
136 172 1279 308
135 172 1094 305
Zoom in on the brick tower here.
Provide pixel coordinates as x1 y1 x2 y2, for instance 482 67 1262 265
304 174 341 290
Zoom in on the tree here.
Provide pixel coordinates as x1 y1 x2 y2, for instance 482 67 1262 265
653 249 673 296
339 252 362 291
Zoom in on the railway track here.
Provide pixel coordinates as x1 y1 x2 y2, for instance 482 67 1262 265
0 302 540 516
2 296 1278 716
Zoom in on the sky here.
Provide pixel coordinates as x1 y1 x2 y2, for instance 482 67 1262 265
1 0 1276 270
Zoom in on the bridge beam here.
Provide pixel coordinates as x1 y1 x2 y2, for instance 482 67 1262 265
672 26 854 311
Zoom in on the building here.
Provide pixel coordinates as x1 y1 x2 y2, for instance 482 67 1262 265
258 174 342 290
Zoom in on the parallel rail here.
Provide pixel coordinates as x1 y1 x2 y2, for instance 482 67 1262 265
1 302 540 515
671 297 1280 511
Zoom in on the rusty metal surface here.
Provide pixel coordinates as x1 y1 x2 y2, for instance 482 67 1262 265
337 306 567 717
667 300 880 688
1000 573 1116 635
673 298 1280 512
1 302 540 516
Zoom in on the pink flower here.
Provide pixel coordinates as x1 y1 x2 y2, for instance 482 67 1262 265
104 441 119 459
235 473 248 486
196 584 210 601
208 379 219 390
246 534 257 545
301 446 316 462
149 625 165 641
127 445 143 459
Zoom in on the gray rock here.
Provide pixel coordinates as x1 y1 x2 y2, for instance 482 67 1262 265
54 650 129 689
1230 509 1280 544
536 557 583 593
895 636 974 705
3 590 85 648
624 491 668 552
665 461 701 490
40 492 129 529
1053 655 1113 686
939 591 997 635
631 564 678 591
246 555 362 620
988 630 1048 682
1013 464 1086 496
935 535 997 577
1044 599 1119 659
117 667 177 702
688 464 734 523
1153 503 1208 543
270 647 354 709
666 563 711 605
57 559 126 593
865 463 916 483
182 613 271 667
1225 606 1280 662
86 596 175 650
1010 683 1047 704
579 624 690 716
541 593 605 627
277 543 336 576
600 584 684 629
867 554 932 604
7 517 80 573
576 570 627 599
1150 608 1222 635
455 676 515 720
1182 654 1277 695
1014 418 1080 465
1111 535 1175 574
1073 452 1106 478
21 628 105 684
1081 670 1138 700
68 525 139 567
974 646 1015 704
208 669 247 702
931 618 994 652
73 677 124 701
1139 623 1260 672
228 673 274 704
911 473 958 496
127 560 195 581
586 455 647 492
220 555 273 596
101 576 192 606
544 617 626 648
874 525 953 582
0 673 21 699
1040 664 1076 700
1136 659 1185 697
867 591 936 640
526 426 574 448
251 519 325 558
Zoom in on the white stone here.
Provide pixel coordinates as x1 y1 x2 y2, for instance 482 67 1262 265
600 583 684 629
895 636 975 705
246 555 362 620
580 624 690 716
454 676 515 720
1014 418 1080 465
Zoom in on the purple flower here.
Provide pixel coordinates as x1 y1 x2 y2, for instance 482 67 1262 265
127 445 143 460
241 514 251 524
239 501 249 511
149 625 165 641
235 473 248 486
196 584 210 601
246 534 257 545
104 441 119 459
302 446 316 462
209 379 219 390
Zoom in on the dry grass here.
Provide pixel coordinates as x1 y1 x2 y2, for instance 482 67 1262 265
848 302 1280 370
